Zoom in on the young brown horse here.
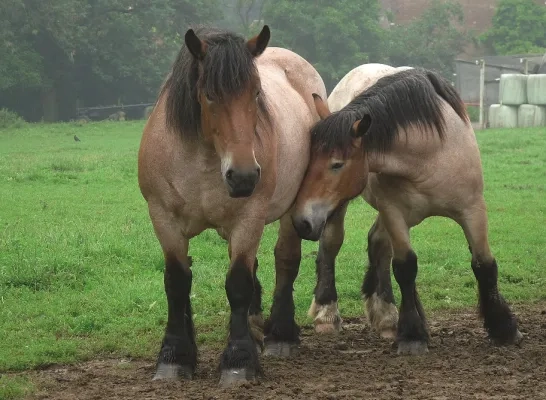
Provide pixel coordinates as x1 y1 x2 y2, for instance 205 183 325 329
291 66 523 355
138 26 328 385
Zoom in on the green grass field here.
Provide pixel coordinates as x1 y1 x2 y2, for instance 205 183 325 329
0 121 545 397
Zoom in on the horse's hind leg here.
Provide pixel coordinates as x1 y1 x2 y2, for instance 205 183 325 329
264 212 302 356
381 208 429 355
456 200 522 345
307 203 347 334
149 207 196 380
362 214 398 339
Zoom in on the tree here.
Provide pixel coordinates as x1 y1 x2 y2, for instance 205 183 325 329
0 0 220 121
383 0 469 79
480 0 546 55
221 0 267 35
263 0 384 91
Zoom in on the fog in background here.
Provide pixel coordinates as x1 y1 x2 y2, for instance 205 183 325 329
1 0 545 123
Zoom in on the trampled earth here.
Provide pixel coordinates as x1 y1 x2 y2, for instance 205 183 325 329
15 302 546 400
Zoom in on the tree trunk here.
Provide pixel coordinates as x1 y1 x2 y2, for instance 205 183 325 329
41 86 58 122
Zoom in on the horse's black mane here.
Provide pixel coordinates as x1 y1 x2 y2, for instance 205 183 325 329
160 26 268 138
311 68 469 156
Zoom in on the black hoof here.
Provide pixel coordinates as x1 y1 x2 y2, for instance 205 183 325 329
219 337 261 386
397 340 429 355
155 335 197 380
490 329 523 346
219 368 257 387
263 341 299 357
153 363 194 380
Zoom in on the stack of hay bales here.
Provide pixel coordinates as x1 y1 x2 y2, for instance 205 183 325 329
489 74 546 128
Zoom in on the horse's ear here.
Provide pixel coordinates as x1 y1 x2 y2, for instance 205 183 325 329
185 29 207 61
312 93 331 120
247 25 270 57
352 115 372 138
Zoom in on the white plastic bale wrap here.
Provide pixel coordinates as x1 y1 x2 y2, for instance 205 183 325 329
488 104 501 127
499 74 528 105
518 104 546 127
491 105 518 128
526 74 546 105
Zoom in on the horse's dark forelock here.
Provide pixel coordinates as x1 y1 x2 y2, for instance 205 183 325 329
311 68 469 157
160 26 268 139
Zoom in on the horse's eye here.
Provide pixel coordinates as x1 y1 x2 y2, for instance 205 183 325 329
256 90 260 100
330 162 344 171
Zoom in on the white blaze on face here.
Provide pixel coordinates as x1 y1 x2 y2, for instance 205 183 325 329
220 152 233 179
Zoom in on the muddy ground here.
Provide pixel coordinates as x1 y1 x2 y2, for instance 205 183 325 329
15 302 546 400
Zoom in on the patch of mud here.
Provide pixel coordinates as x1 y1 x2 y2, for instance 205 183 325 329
16 303 546 399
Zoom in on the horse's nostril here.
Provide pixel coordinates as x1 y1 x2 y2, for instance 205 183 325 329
256 167 261 177
226 169 234 181
301 219 312 235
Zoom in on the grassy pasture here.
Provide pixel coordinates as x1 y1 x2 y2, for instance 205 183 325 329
0 122 545 397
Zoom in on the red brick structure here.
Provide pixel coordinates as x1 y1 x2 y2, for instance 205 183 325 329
379 0 545 58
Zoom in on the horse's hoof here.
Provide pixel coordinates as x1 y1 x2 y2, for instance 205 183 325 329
263 341 299 357
379 327 397 340
397 341 429 355
152 363 193 380
492 329 523 346
512 329 524 344
315 321 341 334
219 368 256 387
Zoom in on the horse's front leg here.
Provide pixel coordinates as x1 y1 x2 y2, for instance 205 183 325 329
219 215 265 386
308 203 347 334
264 212 302 356
149 206 196 381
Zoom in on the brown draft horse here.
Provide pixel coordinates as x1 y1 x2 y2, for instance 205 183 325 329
291 65 523 355
137 26 328 386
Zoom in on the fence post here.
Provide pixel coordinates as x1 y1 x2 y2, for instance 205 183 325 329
479 59 485 130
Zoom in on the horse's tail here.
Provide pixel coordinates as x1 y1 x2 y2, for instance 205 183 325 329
425 70 469 125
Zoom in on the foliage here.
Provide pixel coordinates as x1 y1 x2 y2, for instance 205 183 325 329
480 0 546 55
1 122 545 371
263 0 384 90
0 108 26 130
221 0 267 35
383 0 469 79
466 105 479 122
0 0 220 120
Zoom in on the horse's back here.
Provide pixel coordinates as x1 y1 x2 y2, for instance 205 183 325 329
328 63 400 112
257 47 328 222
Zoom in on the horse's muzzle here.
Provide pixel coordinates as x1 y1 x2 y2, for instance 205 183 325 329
292 214 325 241
225 167 261 198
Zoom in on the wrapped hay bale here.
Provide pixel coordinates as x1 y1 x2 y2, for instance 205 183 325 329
518 104 546 127
488 104 501 127
527 74 546 105
499 74 528 105
492 105 518 128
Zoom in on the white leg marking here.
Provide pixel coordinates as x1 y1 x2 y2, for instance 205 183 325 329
365 293 398 339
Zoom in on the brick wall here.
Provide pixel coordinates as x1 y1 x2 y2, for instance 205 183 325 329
380 0 544 34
